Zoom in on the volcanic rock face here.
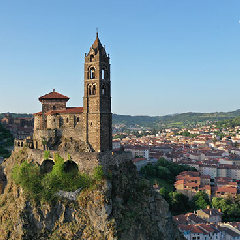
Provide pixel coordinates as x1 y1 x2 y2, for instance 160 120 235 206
0 149 184 240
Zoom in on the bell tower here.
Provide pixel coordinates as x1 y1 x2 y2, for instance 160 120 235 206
83 33 112 152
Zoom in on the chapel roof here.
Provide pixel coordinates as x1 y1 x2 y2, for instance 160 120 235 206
39 89 70 102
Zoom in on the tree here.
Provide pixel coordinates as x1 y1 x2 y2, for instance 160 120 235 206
157 166 171 179
159 187 170 201
168 191 191 215
191 192 210 210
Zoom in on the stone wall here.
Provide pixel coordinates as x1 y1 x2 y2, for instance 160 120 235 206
34 115 42 130
41 99 67 113
33 129 57 150
26 149 132 174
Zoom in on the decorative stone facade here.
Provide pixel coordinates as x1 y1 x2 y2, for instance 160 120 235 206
26 33 112 153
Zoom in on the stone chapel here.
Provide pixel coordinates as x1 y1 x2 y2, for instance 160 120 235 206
22 33 112 153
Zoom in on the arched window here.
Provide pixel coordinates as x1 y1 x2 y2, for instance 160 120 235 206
89 67 95 79
92 84 96 95
90 55 94 62
102 69 105 79
76 117 79 122
66 118 69 123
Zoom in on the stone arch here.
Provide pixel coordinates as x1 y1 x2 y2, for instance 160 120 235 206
88 84 92 95
63 160 79 173
101 65 108 80
92 84 96 95
40 160 55 174
88 66 95 79
90 54 94 62
102 69 105 80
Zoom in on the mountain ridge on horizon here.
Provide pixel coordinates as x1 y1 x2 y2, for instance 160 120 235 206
1 109 240 129
112 109 240 128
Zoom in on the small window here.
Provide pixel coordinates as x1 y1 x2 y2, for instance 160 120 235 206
102 69 105 79
77 117 79 122
66 118 69 123
90 55 94 62
92 85 96 95
89 67 95 79
53 106 56 110
88 84 92 95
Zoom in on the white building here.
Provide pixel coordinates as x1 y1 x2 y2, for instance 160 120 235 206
124 145 150 161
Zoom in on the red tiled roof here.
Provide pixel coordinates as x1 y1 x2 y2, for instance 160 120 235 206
39 90 70 101
133 158 146 163
34 107 83 116
215 186 237 194
53 107 83 114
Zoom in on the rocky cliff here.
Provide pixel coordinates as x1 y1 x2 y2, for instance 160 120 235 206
0 148 184 240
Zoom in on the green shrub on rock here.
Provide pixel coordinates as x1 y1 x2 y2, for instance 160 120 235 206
12 154 104 203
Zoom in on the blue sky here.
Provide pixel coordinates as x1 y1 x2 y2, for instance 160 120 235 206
0 0 240 116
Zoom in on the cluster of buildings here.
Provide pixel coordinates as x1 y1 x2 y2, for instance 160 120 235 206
174 207 240 239
114 125 240 239
174 171 238 200
1 113 33 140
113 125 240 193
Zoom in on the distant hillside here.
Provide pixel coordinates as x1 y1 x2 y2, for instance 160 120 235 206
216 116 240 128
0 113 33 119
112 109 240 129
2 110 240 130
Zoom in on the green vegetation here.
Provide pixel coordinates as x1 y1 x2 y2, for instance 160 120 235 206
141 158 196 184
191 191 211 210
12 153 104 203
214 131 225 140
44 150 50 160
141 158 240 220
113 134 128 140
179 131 198 138
140 158 199 215
0 123 14 158
212 196 240 222
113 109 240 129
216 116 240 129
141 159 240 219
0 146 11 158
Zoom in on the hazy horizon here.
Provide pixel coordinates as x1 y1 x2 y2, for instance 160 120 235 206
1 108 240 118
